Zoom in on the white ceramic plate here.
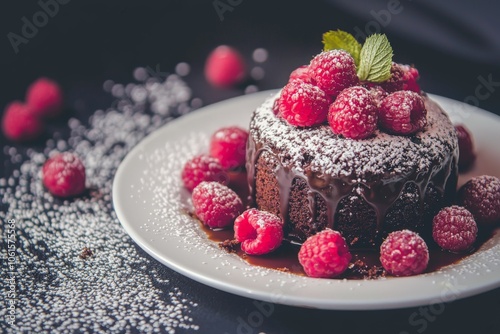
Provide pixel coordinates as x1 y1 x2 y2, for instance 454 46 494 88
113 90 500 310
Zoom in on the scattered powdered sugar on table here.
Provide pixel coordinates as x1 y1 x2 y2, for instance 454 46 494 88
0 68 201 333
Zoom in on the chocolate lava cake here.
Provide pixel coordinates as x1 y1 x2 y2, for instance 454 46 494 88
246 93 459 248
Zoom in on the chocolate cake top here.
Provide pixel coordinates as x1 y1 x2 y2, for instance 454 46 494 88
249 92 458 183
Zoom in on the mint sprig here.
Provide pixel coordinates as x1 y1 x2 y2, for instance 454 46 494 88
322 30 362 67
357 34 393 83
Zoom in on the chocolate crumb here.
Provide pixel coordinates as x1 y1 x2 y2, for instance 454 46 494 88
218 239 240 253
79 247 94 260
346 259 386 279
276 267 290 272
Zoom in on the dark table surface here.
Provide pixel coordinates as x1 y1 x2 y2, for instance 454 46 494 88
1 1 500 333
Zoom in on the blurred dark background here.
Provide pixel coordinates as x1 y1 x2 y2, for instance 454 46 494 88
1 0 500 120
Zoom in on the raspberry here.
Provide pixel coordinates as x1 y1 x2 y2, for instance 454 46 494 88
380 63 405 93
234 208 283 255
26 77 64 118
289 65 312 84
379 230 429 277
42 152 86 197
432 206 478 252
367 85 388 108
2 101 44 142
192 181 243 229
181 155 229 192
298 229 351 278
379 90 427 135
328 86 378 139
205 45 246 88
277 81 330 127
458 175 500 227
209 126 249 170
308 50 358 97
455 124 476 171
400 64 421 93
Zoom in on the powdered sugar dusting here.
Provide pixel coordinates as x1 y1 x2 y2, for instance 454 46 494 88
0 68 200 333
251 93 458 182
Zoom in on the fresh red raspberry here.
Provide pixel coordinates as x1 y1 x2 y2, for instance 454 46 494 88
205 45 246 88
298 229 351 278
328 86 378 139
308 50 359 97
277 80 330 127
367 85 388 108
455 124 476 171
234 208 283 255
181 155 229 192
2 101 44 142
26 77 64 118
432 206 478 252
380 63 405 93
289 65 312 84
192 181 243 229
400 64 421 93
458 175 500 227
379 230 429 277
209 126 249 170
379 90 427 135
42 152 86 197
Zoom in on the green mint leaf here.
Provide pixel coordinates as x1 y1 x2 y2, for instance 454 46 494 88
357 34 393 82
322 30 362 67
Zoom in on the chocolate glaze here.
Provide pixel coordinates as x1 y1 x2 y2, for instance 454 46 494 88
246 95 459 247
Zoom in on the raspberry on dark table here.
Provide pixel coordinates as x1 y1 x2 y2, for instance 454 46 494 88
26 77 64 118
2 101 44 142
42 152 86 198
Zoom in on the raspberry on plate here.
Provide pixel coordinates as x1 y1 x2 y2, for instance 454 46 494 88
192 181 243 229
379 230 429 277
26 77 64 118
455 124 476 171
298 229 351 278
234 208 283 255
181 155 229 192
308 49 359 97
277 80 330 127
432 206 478 252
42 152 86 197
209 126 249 170
204 45 246 88
328 86 378 139
380 63 405 93
379 90 427 135
2 101 44 142
458 175 500 227
289 65 312 84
